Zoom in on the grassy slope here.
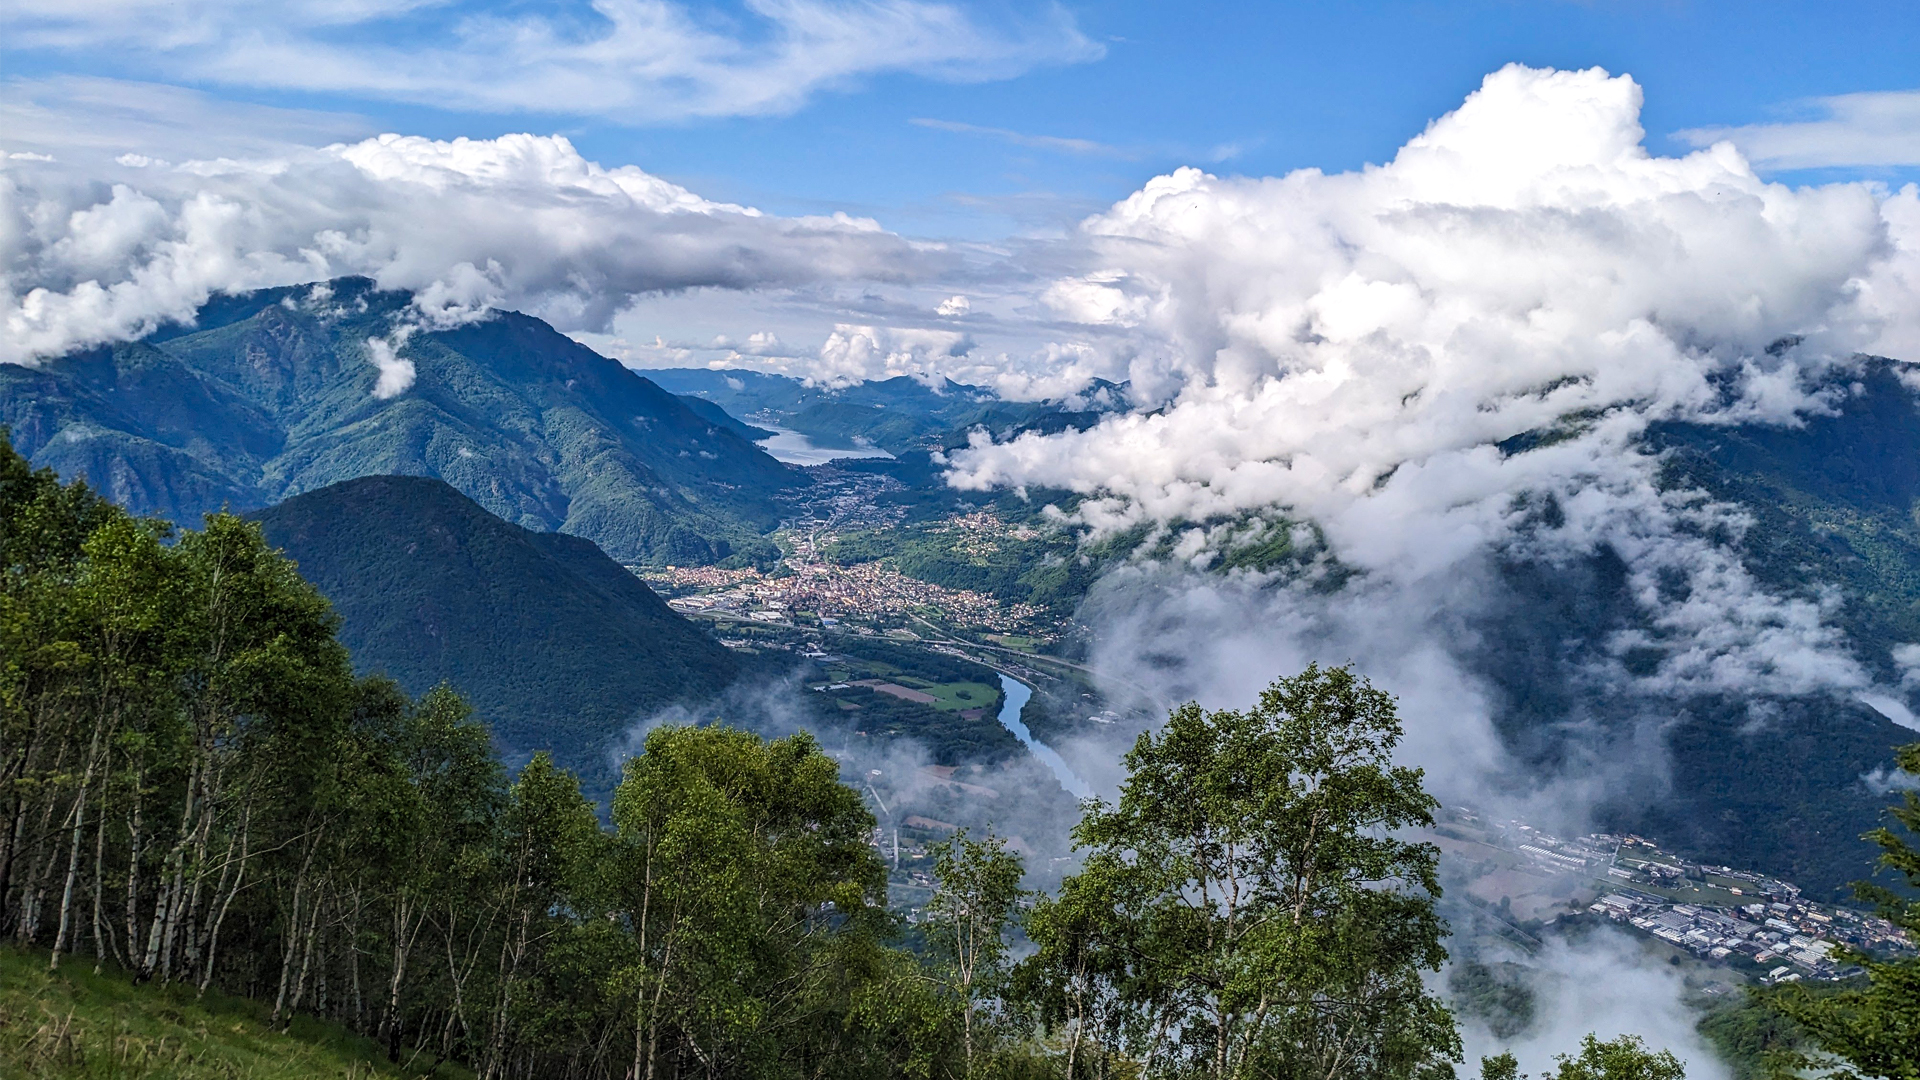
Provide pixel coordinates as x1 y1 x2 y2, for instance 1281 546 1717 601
0 947 465 1080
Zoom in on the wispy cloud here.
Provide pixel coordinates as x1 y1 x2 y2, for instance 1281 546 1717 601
912 117 1129 157
0 76 373 165
1678 89 1920 169
2 0 1104 123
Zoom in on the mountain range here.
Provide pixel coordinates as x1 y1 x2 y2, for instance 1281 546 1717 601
0 278 800 566
647 368 1122 455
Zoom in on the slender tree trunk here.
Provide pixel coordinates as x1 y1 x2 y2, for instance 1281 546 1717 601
349 890 365 1031
48 781 89 969
15 740 72 944
124 769 143 969
271 875 306 1026
197 802 251 995
284 887 325 1027
50 719 108 970
91 801 109 973
141 755 204 982
384 897 426 1062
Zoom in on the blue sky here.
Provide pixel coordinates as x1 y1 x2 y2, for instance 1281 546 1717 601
6 0 1918 240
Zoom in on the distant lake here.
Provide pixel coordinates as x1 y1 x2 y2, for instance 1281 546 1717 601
756 428 895 465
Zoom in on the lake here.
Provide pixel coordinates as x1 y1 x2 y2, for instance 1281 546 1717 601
755 428 895 466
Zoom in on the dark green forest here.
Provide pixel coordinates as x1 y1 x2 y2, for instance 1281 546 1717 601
252 474 741 780
7 430 1919 1080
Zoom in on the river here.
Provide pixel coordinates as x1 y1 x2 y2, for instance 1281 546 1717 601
993 674 1093 799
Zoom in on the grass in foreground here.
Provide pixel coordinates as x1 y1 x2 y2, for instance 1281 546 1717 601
0 946 468 1080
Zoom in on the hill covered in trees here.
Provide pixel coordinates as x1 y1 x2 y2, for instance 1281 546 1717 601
0 278 802 566
253 474 739 775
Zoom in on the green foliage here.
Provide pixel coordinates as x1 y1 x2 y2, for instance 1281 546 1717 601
1474 1035 1687 1080
1019 664 1461 1080
926 829 1027 1076
1695 994 1805 1080
1550 1035 1686 1080
607 723 939 1079
0 430 944 1080
1449 961 1536 1039
1763 740 1920 1080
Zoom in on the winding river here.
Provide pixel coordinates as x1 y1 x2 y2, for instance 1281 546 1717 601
993 674 1093 799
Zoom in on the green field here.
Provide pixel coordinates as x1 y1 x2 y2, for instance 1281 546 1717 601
0 946 453 1080
921 681 1000 711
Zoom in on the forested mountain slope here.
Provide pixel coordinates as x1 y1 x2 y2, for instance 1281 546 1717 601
1461 363 1920 895
649 367 1118 454
254 475 738 773
0 278 802 565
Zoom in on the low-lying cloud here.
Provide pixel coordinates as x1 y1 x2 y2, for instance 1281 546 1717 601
950 63 1920 709
0 130 933 365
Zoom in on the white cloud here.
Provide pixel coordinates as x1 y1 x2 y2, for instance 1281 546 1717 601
910 117 1122 156
1461 932 1731 1080
4 0 1102 123
806 322 973 385
0 76 373 167
949 64 1920 701
1679 89 1920 170
365 332 417 398
0 130 935 365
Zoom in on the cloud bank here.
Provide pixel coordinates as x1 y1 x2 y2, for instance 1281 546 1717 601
0 131 933 365
949 64 1920 707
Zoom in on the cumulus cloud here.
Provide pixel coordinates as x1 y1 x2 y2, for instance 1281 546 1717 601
0 130 934 365
4 0 1101 122
949 64 1920 703
806 322 975 386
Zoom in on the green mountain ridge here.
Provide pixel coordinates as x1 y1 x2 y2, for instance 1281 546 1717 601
1 277 803 566
647 368 1118 454
253 474 739 778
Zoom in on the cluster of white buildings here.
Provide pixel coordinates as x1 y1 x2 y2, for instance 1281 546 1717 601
1592 892 1850 980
